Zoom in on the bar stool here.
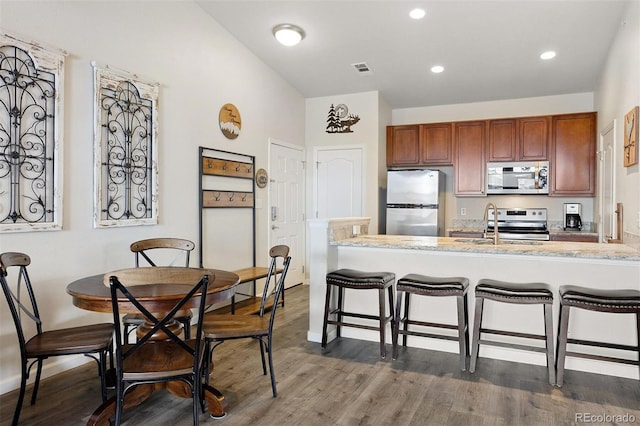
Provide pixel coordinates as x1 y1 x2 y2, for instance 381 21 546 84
392 274 469 371
322 269 395 358
469 279 555 385
555 285 640 387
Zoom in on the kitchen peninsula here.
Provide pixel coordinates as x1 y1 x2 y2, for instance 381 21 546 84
308 218 640 380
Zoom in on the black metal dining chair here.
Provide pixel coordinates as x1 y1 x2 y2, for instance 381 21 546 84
106 267 212 425
0 252 114 426
202 245 291 397
123 238 195 341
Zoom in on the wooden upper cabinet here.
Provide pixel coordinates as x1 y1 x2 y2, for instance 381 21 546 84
386 125 420 166
549 112 596 196
487 116 548 162
518 116 549 160
454 121 486 195
420 123 453 165
487 119 517 161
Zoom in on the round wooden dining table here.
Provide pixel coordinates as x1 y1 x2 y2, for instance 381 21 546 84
66 268 240 426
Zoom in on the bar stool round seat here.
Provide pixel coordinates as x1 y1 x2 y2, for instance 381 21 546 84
392 274 470 371
322 269 395 358
555 285 640 387
469 279 555 385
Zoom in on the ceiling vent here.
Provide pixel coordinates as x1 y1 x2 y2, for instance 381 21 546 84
351 62 372 75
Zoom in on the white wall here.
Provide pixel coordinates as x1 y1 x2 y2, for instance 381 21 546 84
305 91 385 232
0 0 304 394
594 0 640 247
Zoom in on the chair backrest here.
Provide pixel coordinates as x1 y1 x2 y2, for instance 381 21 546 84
106 267 212 369
0 252 42 357
260 246 291 331
130 238 195 267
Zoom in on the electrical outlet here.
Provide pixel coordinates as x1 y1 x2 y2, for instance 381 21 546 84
460 208 466 216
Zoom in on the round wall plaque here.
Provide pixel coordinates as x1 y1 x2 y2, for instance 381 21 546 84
219 103 241 139
255 168 268 188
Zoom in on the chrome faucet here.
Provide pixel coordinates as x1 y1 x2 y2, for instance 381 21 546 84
483 202 500 245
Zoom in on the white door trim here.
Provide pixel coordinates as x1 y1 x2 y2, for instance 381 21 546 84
598 120 616 242
312 144 366 219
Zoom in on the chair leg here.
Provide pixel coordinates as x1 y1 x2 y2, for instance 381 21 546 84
555 304 570 387
267 335 277 398
30 359 43 405
402 292 410 347
392 290 403 360
337 286 344 338
544 304 555 385
321 284 332 348
456 294 468 371
99 350 108 402
12 362 28 426
378 288 386 358
636 312 640 379
469 297 485 373
182 318 191 340
258 338 267 375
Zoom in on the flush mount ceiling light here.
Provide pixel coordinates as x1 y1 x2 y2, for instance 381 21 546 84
409 8 426 19
273 24 305 46
540 50 556 60
431 65 445 73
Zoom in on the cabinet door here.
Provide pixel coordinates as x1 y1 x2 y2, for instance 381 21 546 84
386 125 420 167
549 113 596 196
518 116 548 160
487 119 517 161
420 123 453 165
454 121 486 195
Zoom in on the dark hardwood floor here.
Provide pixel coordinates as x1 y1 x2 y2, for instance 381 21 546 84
1 284 638 425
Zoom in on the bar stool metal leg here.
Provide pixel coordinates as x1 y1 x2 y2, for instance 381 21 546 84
457 293 469 371
555 303 570 387
469 296 484 373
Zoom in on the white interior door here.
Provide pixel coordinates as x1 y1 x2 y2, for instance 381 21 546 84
269 139 305 286
600 121 616 242
314 147 363 218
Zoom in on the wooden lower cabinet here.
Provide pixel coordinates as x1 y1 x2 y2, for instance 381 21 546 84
550 233 599 243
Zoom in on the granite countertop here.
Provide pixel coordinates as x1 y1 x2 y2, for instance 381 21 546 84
332 235 640 261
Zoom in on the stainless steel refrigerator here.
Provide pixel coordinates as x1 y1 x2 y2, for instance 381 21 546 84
386 169 445 236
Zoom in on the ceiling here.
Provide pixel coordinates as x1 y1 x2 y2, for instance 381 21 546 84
196 1 629 109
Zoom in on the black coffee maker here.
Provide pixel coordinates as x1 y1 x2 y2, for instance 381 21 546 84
563 203 582 230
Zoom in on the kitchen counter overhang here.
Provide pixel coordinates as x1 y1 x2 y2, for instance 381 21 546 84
332 234 640 262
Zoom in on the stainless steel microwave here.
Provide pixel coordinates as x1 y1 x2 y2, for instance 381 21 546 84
486 161 549 194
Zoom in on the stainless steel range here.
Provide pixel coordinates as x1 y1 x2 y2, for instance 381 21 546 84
487 208 549 241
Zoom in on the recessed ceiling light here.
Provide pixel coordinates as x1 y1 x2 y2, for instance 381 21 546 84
272 24 305 46
540 51 556 60
431 65 444 74
409 8 426 19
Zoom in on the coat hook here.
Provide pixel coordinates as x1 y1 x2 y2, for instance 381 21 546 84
241 193 247 201
222 162 228 170
228 192 235 201
214 192 221 201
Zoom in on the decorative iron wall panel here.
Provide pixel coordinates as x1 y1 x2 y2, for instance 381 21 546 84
93 63 158 228
0 33 66 233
